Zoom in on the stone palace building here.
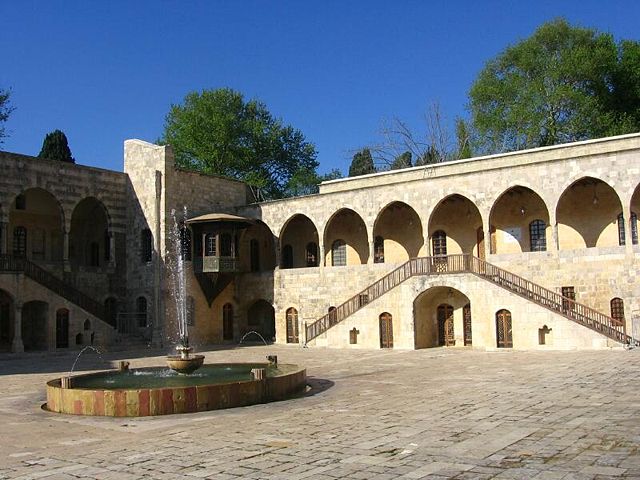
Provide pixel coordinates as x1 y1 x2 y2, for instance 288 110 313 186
1 133 639 352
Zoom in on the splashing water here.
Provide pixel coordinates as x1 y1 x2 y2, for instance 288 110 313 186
69 345 104 376
168 207 189 347
239 331 269 346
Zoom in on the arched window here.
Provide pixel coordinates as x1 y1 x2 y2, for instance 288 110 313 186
305 242 318 267
220 233 232 256
529 219 547 252
618 213 626 246
328 306 337 326
186 296 195 326
13 226 27 257
180 226 192 261
432 230 447 256
205 233 216 256
141 229 152 263
374 236 384 263
223 303 234 340
611 297 625 325
331 239 346 266
286 307 299 343
281 244 293 268
250 239 260 271
136 296 148 327
632 212 638 245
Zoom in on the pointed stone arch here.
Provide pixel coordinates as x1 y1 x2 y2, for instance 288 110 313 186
279 214 319 269
556 177 623 249
489 186 550 254
323 208 369 265
428 194 483 256
373 201 424 262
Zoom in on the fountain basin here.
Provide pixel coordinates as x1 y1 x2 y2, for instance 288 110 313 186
166 354 205 374
45 363 306 417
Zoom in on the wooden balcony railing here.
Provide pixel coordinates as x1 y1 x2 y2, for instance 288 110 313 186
0 254 108 325
304 254 632 345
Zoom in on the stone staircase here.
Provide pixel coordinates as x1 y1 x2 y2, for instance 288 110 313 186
305 254 634 345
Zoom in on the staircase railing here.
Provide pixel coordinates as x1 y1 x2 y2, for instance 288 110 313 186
304 254 631 345
0 254 108 325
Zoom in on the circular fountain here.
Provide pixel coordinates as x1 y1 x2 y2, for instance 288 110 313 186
45 208 306 417
45 358 306 417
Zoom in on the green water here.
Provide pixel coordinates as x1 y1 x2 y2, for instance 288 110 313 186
70 363 297 390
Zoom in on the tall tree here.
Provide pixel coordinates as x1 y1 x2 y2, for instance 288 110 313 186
469 19 640 153
390 151 412 170
161 88 318 199
455 118 472 159
38 129 75 163
0 88 14 145
349 148 376 177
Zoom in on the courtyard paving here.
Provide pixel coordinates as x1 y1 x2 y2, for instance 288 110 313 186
0 345 639 479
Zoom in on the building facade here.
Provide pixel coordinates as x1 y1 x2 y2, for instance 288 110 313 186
1 133 639 352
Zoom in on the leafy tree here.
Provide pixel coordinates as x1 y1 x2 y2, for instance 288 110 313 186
414 145 441 166
390 151 412 170
0 88 14 144
348 148 376 177
285 168 343 196
469 19 640 153
38 129 75 163
161 88 318 199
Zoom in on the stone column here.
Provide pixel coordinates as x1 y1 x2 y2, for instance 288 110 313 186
109 231 116 267
318 241 325 271
547 209 558 255
482 215 491 257
367 238 375 264
622 206 633 253
0 221 7 255
63 230 70 272
11 303 24 353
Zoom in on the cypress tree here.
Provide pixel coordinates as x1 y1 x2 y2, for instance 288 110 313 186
38 130 75 163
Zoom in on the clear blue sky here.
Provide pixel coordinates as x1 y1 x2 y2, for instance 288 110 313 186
2 1 639 175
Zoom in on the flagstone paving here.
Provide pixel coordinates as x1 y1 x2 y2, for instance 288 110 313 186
0 345 639 479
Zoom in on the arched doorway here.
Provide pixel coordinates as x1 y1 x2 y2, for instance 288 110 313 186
437 304 454 346
286 307 299 343
379 312 393 348
22 300 48 351
0 290 14 351
247 300 275 342
496 309 513 348
55 308 69 348
413 286 470 349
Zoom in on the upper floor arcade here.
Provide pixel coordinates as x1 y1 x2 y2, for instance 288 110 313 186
236 132 640 270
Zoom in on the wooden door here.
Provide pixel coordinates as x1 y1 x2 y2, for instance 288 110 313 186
222 304 234 341
379 313 393 348
496 309 513 348
437 304 455 346
286 308 299 343
463 303 472 346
